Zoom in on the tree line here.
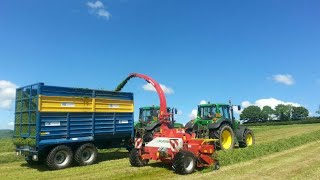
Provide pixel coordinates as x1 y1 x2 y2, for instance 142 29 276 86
240 104 309 123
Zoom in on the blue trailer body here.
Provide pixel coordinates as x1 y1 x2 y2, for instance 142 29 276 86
14 83 134 162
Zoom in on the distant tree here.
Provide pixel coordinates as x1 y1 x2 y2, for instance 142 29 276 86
262 106 275 121
275 104 293 121
240 106 265 123
291 106 309 120
316 105 320 116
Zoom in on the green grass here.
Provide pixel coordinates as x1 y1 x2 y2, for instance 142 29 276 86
1 123 320 179
217 129 320 166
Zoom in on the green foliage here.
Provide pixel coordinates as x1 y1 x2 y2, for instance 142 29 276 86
217 129 320 166
240 106 265 123
275 104 293 121
316 105 320 116
262 106 274 120
292 106 309 120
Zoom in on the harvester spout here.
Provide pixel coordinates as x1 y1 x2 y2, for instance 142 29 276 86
115 73 170 124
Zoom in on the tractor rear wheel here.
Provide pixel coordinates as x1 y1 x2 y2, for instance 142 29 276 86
216 124 235 150
239 129 255 148
129 149 148 167
172 150 196 175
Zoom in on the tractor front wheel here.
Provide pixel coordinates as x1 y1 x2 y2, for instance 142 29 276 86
129 149 148 167
172 150 196 175
217 124 235 150
239 129 255 148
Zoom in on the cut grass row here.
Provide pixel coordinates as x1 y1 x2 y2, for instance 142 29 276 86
1 124 320 179
181 140 320 180
218 129 320 166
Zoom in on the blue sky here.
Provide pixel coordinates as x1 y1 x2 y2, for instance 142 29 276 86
1 0 320 129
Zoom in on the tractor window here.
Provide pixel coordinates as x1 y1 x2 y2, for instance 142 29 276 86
199 106 216 119
139 109 155 122
219 106 230 119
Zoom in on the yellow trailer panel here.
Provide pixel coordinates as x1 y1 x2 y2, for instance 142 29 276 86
38 95 134 113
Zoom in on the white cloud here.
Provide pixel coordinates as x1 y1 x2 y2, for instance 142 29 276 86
188 100 207 119
189 109 197 119
241 98 301 110
233 105 242 115
0 80 17 110
8 122 14 127
87 1 104 9
142 83 174 94
200 100 207 105
177 110 183 116
272 74 295 85
97 9 111 19
87 1 111 20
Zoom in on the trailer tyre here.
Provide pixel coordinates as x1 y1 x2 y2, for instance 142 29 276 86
46 145 73 170
172 150 196 175
129 149 148 167
239 129 255 148
74 143 98 166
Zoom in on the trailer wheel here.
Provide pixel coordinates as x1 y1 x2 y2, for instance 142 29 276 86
74 143 98 166
172 150 196 175
46 145 73 170
129 149 148 167
239 129 255 148
217 124 235 150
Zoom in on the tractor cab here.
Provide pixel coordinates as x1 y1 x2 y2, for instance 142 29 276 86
198 104 232 121
138 106 183 128
136 106 183 142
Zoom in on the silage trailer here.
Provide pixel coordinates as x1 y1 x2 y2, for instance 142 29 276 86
13 83 134 170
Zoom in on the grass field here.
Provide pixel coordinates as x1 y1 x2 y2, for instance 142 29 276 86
1 124 320 179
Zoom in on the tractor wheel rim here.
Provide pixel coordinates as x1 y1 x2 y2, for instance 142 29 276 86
82 148 94 162
221 129 232 149
246 134 253 146
184 157 194 171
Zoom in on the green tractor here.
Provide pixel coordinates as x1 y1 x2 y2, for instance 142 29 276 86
135 106 183 142
185 101 255 150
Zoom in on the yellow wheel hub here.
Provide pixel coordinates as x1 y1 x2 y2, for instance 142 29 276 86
221 129 232 149
246 134 253 146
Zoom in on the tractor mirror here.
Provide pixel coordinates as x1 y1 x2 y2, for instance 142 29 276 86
238 105 241 111
175 109 178 114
